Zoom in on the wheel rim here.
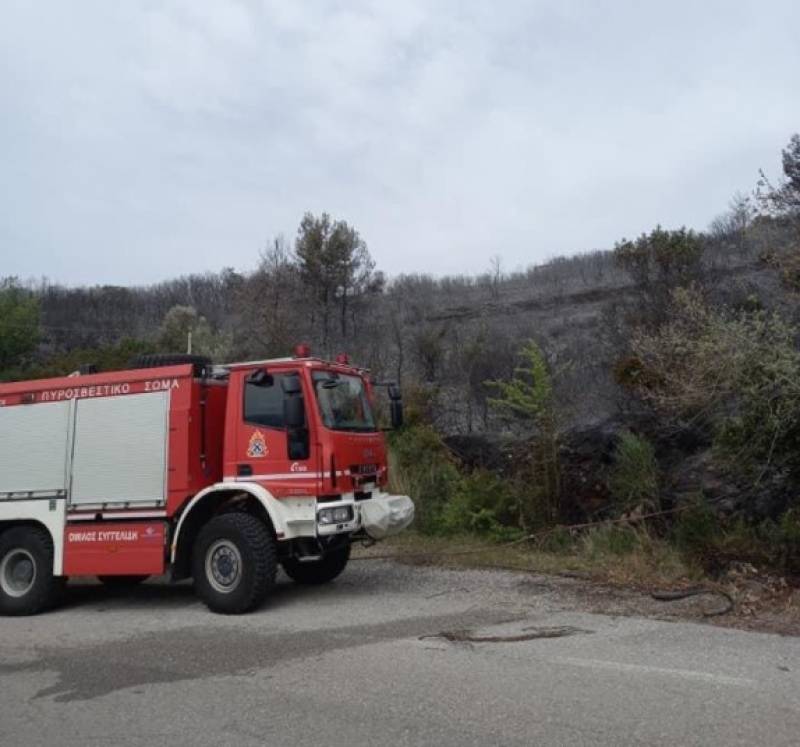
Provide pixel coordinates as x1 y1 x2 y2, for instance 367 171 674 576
205 540 243 594
0 549 37 598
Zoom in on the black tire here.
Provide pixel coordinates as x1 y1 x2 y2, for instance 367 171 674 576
97 575 150 587
282 544 351 585
0 527 64 616
128 353 212 377
192 513 277 614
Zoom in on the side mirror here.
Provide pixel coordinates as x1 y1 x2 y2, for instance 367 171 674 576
390 399 404 429
247 368 274 387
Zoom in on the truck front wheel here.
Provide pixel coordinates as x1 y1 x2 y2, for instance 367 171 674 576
192 513 277 614
282 544 351 585
0 527 64 616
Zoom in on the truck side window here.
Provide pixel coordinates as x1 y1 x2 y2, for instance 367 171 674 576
244 377 284 428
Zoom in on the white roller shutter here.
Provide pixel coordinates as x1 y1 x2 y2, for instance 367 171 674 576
0 401 71 494
70 391 169 505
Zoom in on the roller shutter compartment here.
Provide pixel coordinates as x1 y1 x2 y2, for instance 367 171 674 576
0 401 71 495
70 391 169 506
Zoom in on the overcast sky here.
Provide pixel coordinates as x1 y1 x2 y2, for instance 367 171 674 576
1 1 799 286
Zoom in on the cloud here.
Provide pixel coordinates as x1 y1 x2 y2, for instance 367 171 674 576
0 0 799 284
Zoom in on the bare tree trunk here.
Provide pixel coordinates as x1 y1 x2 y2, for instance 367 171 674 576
318 285 330 352
340 286 348 338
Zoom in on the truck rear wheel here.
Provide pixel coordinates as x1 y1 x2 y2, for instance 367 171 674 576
282 544 351 585
0 527 64 616
192 513 277 614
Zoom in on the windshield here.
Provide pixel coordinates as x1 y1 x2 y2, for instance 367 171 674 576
312 371 377 432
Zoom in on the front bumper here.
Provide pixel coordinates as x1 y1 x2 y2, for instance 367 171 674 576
315 492 415 539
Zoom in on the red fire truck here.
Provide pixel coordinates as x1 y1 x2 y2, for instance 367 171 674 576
0 347 414 615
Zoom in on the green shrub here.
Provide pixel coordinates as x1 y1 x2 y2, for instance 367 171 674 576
0 280 40 379
672 500 800 573
388 425 462 534
608 431 659 513
488 340 561 524
614 226 704 289
629 287 800 490
777 509 800 570
672 498 721 558
440 469 525 541
709 511 800 572
711 518 767 565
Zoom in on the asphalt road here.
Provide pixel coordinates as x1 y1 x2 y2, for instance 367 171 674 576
1 560 799 746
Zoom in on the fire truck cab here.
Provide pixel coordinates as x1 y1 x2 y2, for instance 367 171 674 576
0 348 414 615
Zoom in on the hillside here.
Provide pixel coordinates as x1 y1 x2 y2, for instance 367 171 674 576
14 212 789 440
2 134 800 578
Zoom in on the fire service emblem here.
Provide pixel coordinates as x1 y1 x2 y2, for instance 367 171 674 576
247 430 268 458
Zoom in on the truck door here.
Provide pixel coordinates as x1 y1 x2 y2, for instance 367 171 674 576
234 369 317 497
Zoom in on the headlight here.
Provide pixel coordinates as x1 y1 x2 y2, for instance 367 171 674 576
318 506 354 524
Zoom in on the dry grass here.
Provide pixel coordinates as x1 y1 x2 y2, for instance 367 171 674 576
355 527 704 590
